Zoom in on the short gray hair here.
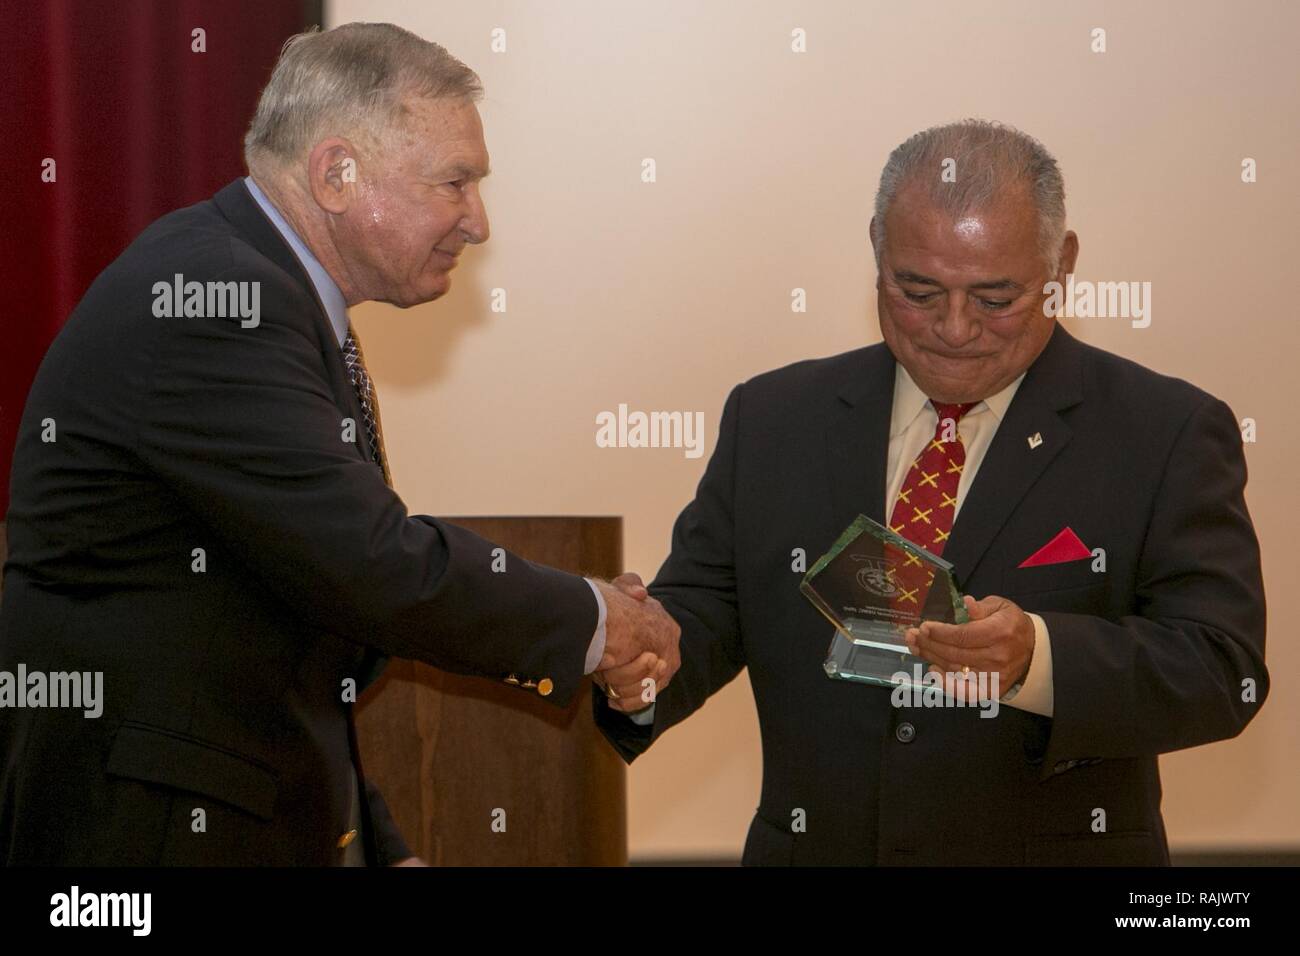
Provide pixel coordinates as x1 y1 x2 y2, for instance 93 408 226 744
244 22 482 173
871 119 1067 274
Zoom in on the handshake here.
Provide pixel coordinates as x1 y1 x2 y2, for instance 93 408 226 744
591 573 682 715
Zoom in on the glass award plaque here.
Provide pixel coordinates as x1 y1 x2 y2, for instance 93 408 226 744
800 513 968 688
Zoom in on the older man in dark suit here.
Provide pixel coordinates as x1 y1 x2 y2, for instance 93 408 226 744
0 23 679 866
594 120 1268 865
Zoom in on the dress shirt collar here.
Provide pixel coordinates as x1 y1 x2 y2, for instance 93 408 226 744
889 353 1028 438
243 175 349 348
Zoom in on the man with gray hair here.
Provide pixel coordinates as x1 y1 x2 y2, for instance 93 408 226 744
597 119 1268 865
0 22 679 865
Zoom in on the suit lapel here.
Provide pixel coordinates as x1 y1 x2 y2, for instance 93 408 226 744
820 325 1086 590
212 179 375 466
824 345 896 531
942 323 1085 588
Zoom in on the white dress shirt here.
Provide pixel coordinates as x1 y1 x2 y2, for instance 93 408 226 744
887 362 1054 716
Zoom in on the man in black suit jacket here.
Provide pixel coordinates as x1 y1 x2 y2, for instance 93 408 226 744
0 23 679 865
593 121 1268 865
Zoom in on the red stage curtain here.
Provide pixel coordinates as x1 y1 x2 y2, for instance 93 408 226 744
0 0 318 517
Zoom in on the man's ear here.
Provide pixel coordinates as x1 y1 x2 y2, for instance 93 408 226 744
869 216 884 288
1055 230 1079 283
305 137 358 215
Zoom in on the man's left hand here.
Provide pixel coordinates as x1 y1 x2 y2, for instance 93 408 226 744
905 594 1035 698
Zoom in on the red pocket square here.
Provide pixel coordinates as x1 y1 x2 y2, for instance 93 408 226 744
1018 527 1092 567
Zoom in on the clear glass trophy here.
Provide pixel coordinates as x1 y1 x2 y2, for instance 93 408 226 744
800 513 968 688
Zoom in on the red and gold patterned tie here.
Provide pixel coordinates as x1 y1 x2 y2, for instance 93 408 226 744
886 400 976 612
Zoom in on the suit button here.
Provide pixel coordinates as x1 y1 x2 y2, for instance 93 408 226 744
895 722 916 744
337 829 358 849
537 678 553 696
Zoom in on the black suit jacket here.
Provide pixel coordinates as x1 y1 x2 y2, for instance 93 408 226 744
0 179 598 865
595 323 1268 865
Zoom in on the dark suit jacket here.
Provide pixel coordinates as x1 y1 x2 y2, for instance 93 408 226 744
0 179 597 865
595 323 1268 865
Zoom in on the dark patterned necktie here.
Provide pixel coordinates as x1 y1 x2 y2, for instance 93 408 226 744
341 326 392 486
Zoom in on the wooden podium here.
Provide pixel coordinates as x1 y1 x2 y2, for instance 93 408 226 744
354 516 628 866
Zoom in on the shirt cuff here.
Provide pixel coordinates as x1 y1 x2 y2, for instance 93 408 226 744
1001 612 1054 716
623 703 656 725
583 578 608 675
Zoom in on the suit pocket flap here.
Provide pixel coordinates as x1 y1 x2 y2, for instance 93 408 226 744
106 722 279 821
1005 559 1102 594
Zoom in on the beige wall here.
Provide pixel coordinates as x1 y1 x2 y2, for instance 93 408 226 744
330 0 1300 856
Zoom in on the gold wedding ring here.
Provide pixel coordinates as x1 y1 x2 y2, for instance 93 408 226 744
603 681 621 700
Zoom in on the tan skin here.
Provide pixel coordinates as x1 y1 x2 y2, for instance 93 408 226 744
595 574 679 715
872 179 1078 696
254 94 492 309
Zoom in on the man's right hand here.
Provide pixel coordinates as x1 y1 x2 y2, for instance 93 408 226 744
593 573 680 713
